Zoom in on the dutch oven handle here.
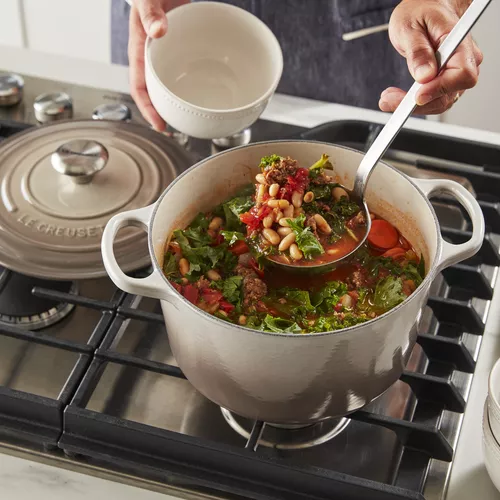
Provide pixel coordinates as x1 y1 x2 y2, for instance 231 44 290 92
412 178 485 273
101 205 176 301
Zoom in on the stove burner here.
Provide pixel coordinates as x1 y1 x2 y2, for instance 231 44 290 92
221 408 350 450
0 267 78 330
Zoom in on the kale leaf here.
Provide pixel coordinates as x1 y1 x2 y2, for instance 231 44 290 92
162 253 178 278
181 213 212 247
263 315 302 334
212 276 243 305
311 281 347 312
173 229 236 277
220 230 245 246
374 276 406 310
287 213 324 258
223 196 254 231
308 154 333 178
310 184 333 200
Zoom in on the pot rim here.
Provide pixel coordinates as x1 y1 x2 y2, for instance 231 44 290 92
149 139 441 338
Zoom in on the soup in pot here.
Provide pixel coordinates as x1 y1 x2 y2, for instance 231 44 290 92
162 154 425 333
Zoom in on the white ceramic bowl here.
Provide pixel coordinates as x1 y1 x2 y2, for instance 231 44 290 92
488 357 500 443
145 1 283 139
483 400 500 493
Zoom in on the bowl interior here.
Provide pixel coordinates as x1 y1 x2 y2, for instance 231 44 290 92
150 141 437 276
149 2 283 111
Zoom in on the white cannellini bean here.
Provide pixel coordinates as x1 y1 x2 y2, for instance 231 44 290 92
279 218 290 227
327 248 340 255
239 315 247 325
274 210 283 222
208 216 223 231
263 214 274 228
256 184 266 204
269 183 280 197
179 258 189 276
283 204 294 218
291 191 303 208
294 207 304 217
303 191 315 203
262 228 280 245
332 186 349 201
289 243 303 261
207 269 221 281
268 199 290 209
277 227 292 237
255 173 267 184
278 232 296 252
340 294 353 308
313 214 332 234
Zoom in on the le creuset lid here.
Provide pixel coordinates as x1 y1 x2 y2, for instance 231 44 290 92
0 120 194 279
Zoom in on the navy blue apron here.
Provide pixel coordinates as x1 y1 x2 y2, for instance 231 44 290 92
111 0 413 111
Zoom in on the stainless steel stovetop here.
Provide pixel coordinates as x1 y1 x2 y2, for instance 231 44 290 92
0 70 500 500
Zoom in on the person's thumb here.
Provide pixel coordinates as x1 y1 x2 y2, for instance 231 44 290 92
135 0 167 38
393 24 438 84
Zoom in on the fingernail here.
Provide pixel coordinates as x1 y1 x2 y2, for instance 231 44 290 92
417 93 434 106
414 63 433 82
149 19 166 37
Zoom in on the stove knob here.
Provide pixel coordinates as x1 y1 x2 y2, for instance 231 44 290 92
0 73 24 107
92 103 131 121
51 140 108 185
34 92 73 123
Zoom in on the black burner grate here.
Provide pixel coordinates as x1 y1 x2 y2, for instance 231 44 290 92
1 118 500 500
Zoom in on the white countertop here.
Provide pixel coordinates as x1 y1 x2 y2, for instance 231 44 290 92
2 45 500 500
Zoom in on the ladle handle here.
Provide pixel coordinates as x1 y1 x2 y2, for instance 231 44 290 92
352 0 492 199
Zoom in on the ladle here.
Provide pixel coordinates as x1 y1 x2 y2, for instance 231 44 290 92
269 0 491 273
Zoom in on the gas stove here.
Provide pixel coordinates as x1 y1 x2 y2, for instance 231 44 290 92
0 71 500 500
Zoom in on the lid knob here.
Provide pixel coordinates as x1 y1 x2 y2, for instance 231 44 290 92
0 73 24 107
51 140 109 185
34 92 73 123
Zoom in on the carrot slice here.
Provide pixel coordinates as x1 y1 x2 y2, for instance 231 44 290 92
368 220 399 250
381 247 407 260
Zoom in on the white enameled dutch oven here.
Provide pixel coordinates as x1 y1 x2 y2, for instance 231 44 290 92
101 141 484 424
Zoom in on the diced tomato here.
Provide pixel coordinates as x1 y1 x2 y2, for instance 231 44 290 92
210 232 224 246
278 168 309 201
334 303 343 312
249 257 265 278
172 282 182 293
381 247 407 260
240 205 273 233
219 300 235 314
367 220 399 250
229 240 249 256
169 243 182 256
201 288 223 304
182 284 199 305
